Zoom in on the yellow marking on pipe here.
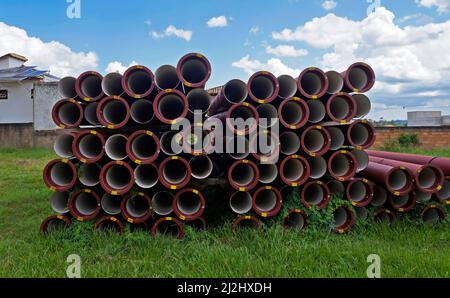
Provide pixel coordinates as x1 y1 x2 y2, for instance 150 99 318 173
80 158 87 163
315 125 322 129
165 217 173 221
356 146 363 150
134 159 142 165
57 215 63 220
77 217 84 222
258 100 265 104
49 186 56 191
398 208 405 212
138 192 144 196
244 216 252 220
338 177 345 181
179 215 186 221
107 125 115 129
84 189 91 193
170 185 177 190
59 124 65 129
362 178 369 183
134 95 142 99
340 120 347 124
83 97 90 102
111 191 118 195
196 53 204 58
184 82 192 87
394 191 400 196
127 218 134 223
171 156 179 160
113 96 120 100
291 183 298 187
265 186 272 190
242 160 249 163
290 125 296 130
90 130 97 135
311 95 318 100
116 161 124 165
110 217 117 222
192 189 199 194
437 185 443 191
261 212 267 218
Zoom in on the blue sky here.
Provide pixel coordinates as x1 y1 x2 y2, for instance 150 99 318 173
1 0 450 119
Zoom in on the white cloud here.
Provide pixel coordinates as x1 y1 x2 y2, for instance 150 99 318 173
150 25 192 41
207 16 228 28
232 55 301 77
322 0 337 10
105 61 138 74
416 0 450 13
266 45 308 57
0 22 98 77
249 26 260 34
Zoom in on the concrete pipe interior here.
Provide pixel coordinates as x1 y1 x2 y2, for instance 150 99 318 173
50 162 74 186
74 192 98 216
230 192 253 214
326 71 343 94
163 159 188 184
101 194 122 215
131 100 154 124
126 195 150 218
102 72 123 96
258 163 278 184
158 94 185 120
78 163 101 187
54 134 74 159
307 100 326 123
231 163 255 186
50 192 70 214
80 75 103 98
254 189 278 212
283 159 305 182
177 192 202 216
189 155 213 179
103 100 128 125
280 132 300 155
278 75 297 99
134 164 158 189
131 134 158 160
126 69 153 94
224 79 248 103
105 134 128 160
152 192 174 216
250 75 275 101
155 65 179 90
309 156 327 179
105 164 132 190
304 183 324 206
78 134 103 159
328 127 345 150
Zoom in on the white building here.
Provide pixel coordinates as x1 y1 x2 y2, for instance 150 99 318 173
0 53 58 124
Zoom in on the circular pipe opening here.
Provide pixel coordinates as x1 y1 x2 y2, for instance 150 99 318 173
325 71 343 94
101 194 122 215
352 94 371 118
283 212 306 230
307 100 326 123
163 158 188 185
58 76 77 98
129 132 159 162
152 191 174 216
257 104 278 128
154 90 188 123
105 134 128 161
134 164 158 189
102 99 129 126
298 68 328 98
186 218 206 231
422 207 444 225
227 104 259 135
77 72 104 100
56 101 83 127
105 164 133 190
78 163 101 187
309 156 327 179
95 217 123 233
125 195 151 219
415 191 432 203
437 179 450 201
175 190 203 217
187 89 212 114
50 192 70 214
278 75 297 99
231 163 255 186
351 149 369 173
223 79 248 104
54 134 74 159
84 102 100 125
418 167 438 189
328 152 356 180
302 183 326 207
333 207 353 230
102 72 123 96
77 133 103 160
258 163 278 184
328 127 345 151
250 131 280 163
189 155 213 179
302 128 330 155
388 169 408 191
160 131 183 156
234 217 260 229
328 180 345 196
371 184 388 207
327 94 355 121
348 181 367 203
40 216 71 233
230 191 253 214
153 218 183 238
73 192 99 216
282 159 306 183
49 162 76 187
375 210 394 223
131 99 154 124
124 67 154 96
254 189 279 213
227 136 250 160
178 54 211 86
354 206 368 220
279 99 309 128
280 131 300 156
249 74 277 102
155 65 180 90
345 63 375 92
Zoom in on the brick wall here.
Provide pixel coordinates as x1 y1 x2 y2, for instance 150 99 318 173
374 127 450 149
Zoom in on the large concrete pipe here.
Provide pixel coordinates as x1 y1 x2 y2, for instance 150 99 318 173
155 64 181 90
100 161 135 195
360 161 414 196
101 193 123 215
158 156 191 189
354 206 368 220
345 178 373 207
173 188 205 221
327 127 345 151
227 135 250 160
280 131 300 156
153 89 188 124
121 193 153 224
68 189 101 221
351 149 369 173
228 159 259 191
222 102 259 136
308 156 327 179
75 71 104 101
40 215 71 233
370 183 388 207
327 150 357 181
126 130 160 164
375 209 396 223
96 96 131 129
414 190 433 203
50 191 70 214
301 125 331 157
325 71 344 95
94 216 124 233
278 74 298 99
297 67 329 99
332 206 355 234
325 93 357 122
177 52 212 90
151 216 185 239
189 155 213 179
54 133 75 159
208 79 248 116
134 163 159 189
281 209 308 230
247 71 279 104
52 99 84 128
232 215 261 230
389 192 416 213
43 159 77 192
307 99 326 124
250 130 280 164
257 103 278 129
78 162 101 187
369 156 444 194
278 98 309 129
152 191 175 216
342 62 375 93
122 65 155 99
252 186 282 217
345 120 376 149
160 131 183 156
187 88 212 115
352 94 371 119
58 76 77 99
279 155 310 186
421 205 445 225
229 191 253 214
301 181 330 209
102 72 124 97
105 134 128 161
327 180 345 197
130 99 154 124
84 102 100 125
436 177 450 203
72 130 105 163
258 163 278 184
185 217 207 231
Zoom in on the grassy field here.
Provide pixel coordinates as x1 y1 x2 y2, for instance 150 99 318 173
0 148 449 278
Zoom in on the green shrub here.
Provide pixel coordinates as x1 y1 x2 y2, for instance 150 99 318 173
398 133 420 147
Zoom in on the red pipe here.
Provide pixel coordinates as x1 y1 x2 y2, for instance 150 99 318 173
360 161 414 196
369 156 444 194
100 160 135 195
40 215 71 233
228 159 259 191
389 192 416 213
121 65 155 99
208 79 248 116
374 209 396 223
297 67 329 99
96 96 131 129
333 205 356 234
300 125 331 157
72 130 106 163
151 216 185 239
232 215 262 230
75 71 104 102
325 92 357 122
94 216 125 233
153 89 188 124
52 98 84 128
341 62 375 93
436 177 450 203
126 130 160 164
345 120 376 149
421 204 446 224
344 178 373 207
53 133 76 159
247 71 280 104
252 186 283 218
327 150 357 181
173 188 205 221
58 76 77 99
281 209 308 230
250 130 280 164
301 180 330 209
158 156 191 190
278 97 309 129
177 52 212 89
43 159 77 192
68 189 101 221
120 192 153 224
279 155 310 186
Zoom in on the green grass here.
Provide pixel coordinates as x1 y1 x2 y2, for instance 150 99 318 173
0 148 449 278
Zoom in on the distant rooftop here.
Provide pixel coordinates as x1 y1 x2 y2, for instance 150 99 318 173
0 53 58 83
0 53 28 62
